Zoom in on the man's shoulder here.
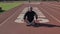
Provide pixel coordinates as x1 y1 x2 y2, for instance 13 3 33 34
25 11 29 14
32 11 35 13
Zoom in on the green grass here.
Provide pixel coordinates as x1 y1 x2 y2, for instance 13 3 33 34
0 2 22 11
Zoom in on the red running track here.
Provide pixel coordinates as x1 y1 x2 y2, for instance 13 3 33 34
0 2 60 34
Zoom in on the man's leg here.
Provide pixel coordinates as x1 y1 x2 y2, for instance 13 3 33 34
24 19 32 25
31 20 35 25
27 19 35 25
25 18 35 25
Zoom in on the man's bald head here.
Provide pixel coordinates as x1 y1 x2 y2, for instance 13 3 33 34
28 7 33 11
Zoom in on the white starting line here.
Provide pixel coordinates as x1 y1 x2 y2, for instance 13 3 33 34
29 2 40 4
14 7 49 23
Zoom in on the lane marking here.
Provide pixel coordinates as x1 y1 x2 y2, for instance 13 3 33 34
33 7 49 23
26 2 40 4
40 6 60 23
15 7 28 23
14 7 49 23
33 7 46 18
47 3 60 7
0 8 20 26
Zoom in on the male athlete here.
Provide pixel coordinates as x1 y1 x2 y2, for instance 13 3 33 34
23 7 38 25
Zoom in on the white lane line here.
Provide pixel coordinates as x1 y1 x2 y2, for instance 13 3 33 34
47 3 60 7
29 2 40 4
0 8 20 26
33 7 49 23
38 18 49 23
15 7 28 23
15 14 24 23
40 7 60 23
15 7 49 23
33 7 46 18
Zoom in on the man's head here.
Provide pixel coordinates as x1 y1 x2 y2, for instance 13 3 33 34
28 7 33 12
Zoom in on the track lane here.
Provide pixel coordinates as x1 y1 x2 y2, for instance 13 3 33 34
0 3 60 34
39 3 60 24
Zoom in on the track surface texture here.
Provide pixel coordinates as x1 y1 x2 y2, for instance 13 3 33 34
0 2 60 34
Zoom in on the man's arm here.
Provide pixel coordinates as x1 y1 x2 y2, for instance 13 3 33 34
23 12 27 20
23 12 29 22
34 11 38 19
35 13 38 19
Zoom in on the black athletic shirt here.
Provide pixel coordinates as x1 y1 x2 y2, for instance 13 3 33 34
24 11 38 20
